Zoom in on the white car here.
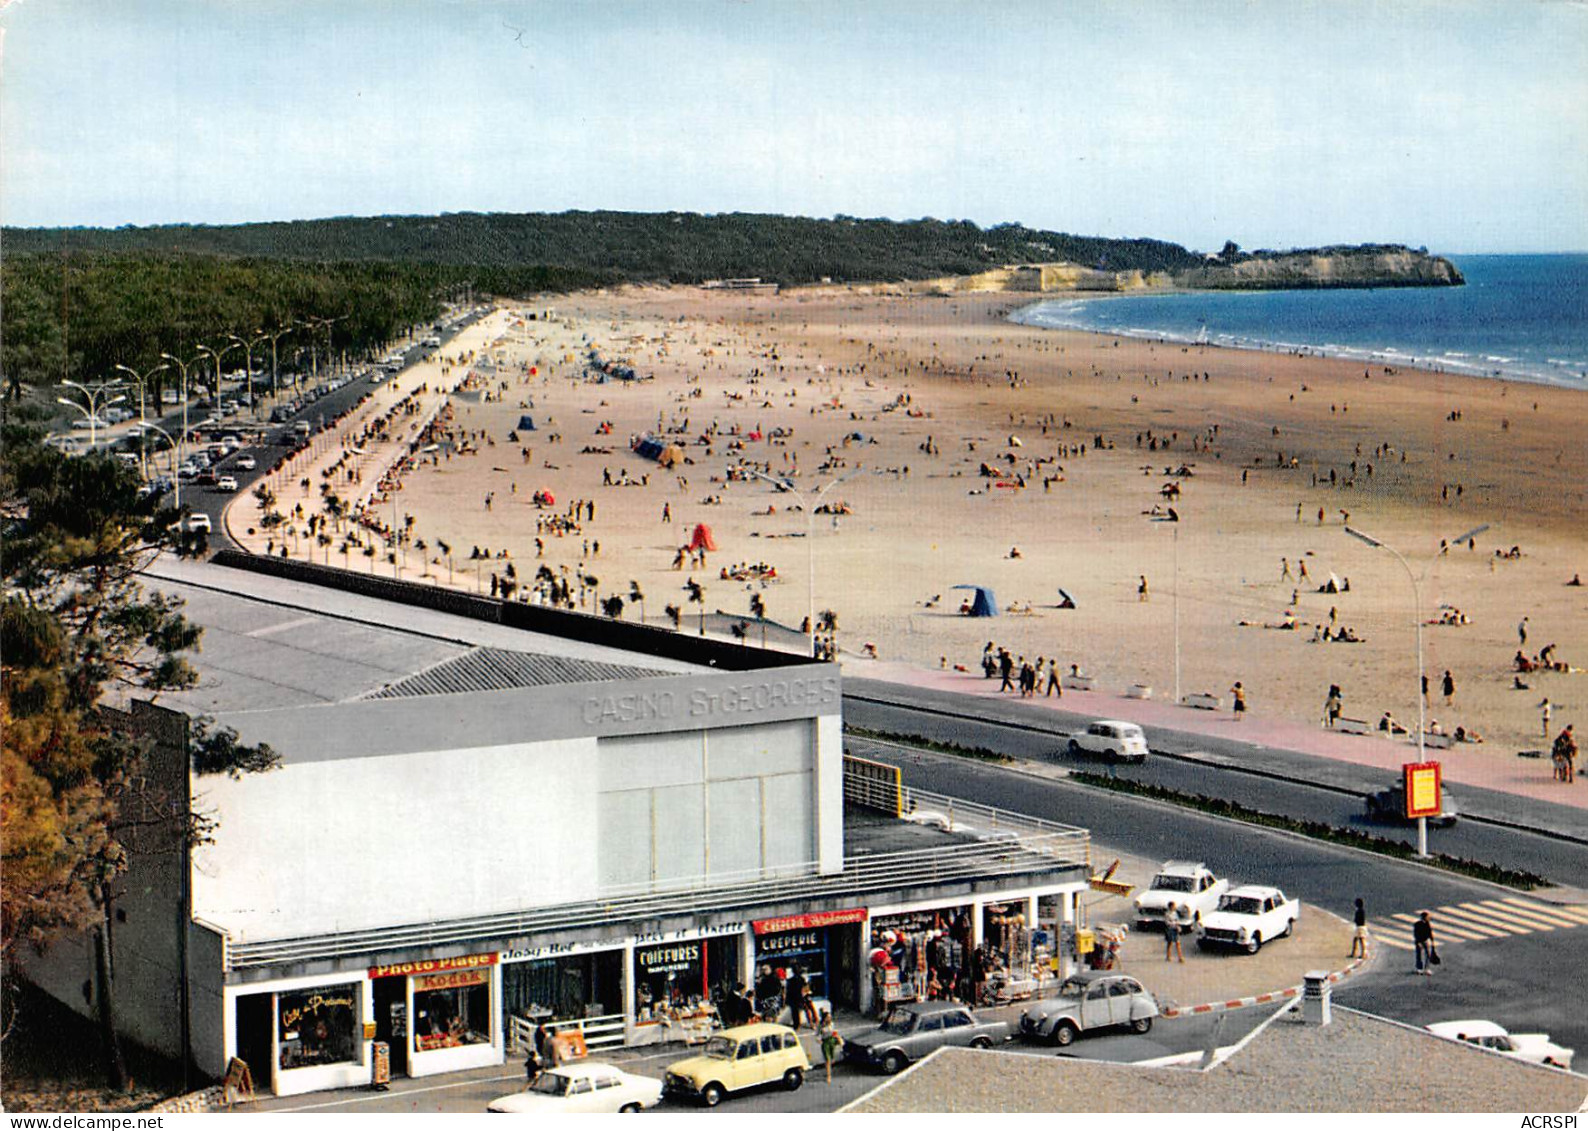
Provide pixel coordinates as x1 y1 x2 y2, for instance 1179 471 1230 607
184 513 212 534
1197 885 1299 954
234 455 257 471
215 476 239 492
1426 1021 1574 1069
487 1062 664 1114
1066 720 1149 763
1133 861 1230 930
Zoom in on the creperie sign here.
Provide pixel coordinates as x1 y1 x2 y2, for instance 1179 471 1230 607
1403 761 1442 819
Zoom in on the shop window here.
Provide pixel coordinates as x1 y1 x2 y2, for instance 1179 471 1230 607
414 974 491 1052
278 984 359 1071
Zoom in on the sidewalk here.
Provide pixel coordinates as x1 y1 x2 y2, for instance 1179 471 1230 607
844 662 1588 842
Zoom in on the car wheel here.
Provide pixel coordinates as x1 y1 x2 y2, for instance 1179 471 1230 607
1052 1021 1078 1047
1244 933 1262 955
970 1035 993 1049
1068 739 1081 755
619 1103 641 1113
1282 918 1295 938
702 1083 725 1108
783 1068 804 1091
881 1050 908 1075
1130 1016 1154 1034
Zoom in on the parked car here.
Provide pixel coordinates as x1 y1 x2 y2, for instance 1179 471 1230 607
1018 973 1159 1046
1198 885 1300 954
215 475 238 492
184 513 212 534
1066 720 1149 763
845 1002 1008 1074
1425 1020 1574 1070
664 1023 808 1106
486 1062 663 1114
1133 861 1230 930
1365 783 1459 827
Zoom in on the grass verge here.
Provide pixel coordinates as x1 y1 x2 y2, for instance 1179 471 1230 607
1069 771 1549 890
845 726 1013 764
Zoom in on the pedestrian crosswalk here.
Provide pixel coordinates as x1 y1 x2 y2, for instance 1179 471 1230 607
1369 898 1588 950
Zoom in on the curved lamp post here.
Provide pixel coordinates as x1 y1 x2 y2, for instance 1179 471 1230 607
750 468 859 658
1344 521 1489 857
57 380 126 449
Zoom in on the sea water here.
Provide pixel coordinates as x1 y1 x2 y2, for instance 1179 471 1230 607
1010 254 1588 389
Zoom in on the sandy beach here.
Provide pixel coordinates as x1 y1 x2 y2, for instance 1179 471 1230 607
233 285 1587 759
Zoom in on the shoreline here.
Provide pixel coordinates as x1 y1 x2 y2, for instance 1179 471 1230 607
1006 281 1588 392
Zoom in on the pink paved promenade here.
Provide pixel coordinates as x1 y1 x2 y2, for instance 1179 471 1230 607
850 659 1586 815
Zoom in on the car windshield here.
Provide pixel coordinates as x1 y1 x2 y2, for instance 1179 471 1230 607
1217 895 1262 915
1056 977 1091 997
529 1073 571 1096
1150 874 1195 892
702 1037 736 1059
880 1010 917 1034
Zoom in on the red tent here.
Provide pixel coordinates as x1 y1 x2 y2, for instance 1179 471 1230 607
688 523 718 552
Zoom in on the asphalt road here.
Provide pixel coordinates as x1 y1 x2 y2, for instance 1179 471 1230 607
843 688 1588 885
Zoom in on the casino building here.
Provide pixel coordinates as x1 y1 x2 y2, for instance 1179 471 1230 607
22 555 1090 1097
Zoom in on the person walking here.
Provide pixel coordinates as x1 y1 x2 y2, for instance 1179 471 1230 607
1045 660 1063 698
1163 902 1185 963
1441 670 1455 705
785 963 809 1029
1519 616 1529 646
1231 681 1247 721
1349 897 1369 959
817 1010 843 1083
1541 698 1552 739
998 649 1015 693
1553 724 1577 784
1412 911 1436 975
1138 574 1150 602
1324 685 1343 729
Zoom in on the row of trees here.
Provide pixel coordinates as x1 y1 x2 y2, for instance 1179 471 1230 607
1 252 607 407
1 428 277 1086
4 211 1209 285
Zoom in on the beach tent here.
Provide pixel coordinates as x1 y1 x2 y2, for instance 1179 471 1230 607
633 436 666 461
1320 572 1344 594
658 444 686 468
517 414 537 431
688 524 718 552
952 584 998 617
1055 588 1077 609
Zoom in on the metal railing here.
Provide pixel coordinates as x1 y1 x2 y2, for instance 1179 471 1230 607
509 1012 627 1053
224 799 1089 972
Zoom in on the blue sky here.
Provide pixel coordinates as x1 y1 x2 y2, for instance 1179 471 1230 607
3 0 1585 253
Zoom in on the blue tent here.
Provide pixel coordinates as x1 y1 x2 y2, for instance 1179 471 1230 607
952 584 998 617
517 414 537 431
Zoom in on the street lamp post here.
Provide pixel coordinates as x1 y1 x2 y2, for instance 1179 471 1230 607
229 332 268 412
57 380 126 450
259 324 296 403
750 468 858 657
1345 522 1490 858
196 340 243 414
134 418 182 514
114 363 169 477
159 352 204 491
